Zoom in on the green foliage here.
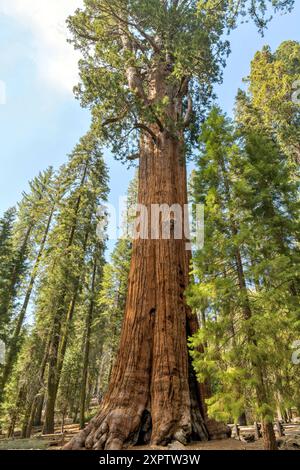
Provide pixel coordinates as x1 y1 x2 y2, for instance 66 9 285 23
189 103 299 424
0 132 135 434
0 208 17 343
236 40 300 166
0 168 58 376
0 0 297 438
198 1 294 33
96 239 132 390
67 0 293 161
0 131 109 433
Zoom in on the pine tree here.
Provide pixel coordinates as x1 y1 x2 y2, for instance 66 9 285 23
0 169 58 398
79 243 106 429
237 41 300 166
0 133 109 436
97 239 132 390
41 132 108 434
189 107 299 450
0 208 17 346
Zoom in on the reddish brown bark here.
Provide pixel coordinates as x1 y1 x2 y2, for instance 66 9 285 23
64 129 226 450
262 422 278 450
64 47 229 449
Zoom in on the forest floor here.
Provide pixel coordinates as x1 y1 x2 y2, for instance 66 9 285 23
1 423 300 451
131 440 264 451
0 433 263 451
45 424 264 450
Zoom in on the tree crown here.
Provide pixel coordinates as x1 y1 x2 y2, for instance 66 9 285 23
68 0 294 161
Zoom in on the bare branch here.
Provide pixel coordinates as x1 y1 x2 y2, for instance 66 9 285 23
178 76 190 97
102 107 129 127
114 19 149 105
127 153 140 161
183 95 193 127
148 106 165 133
134 123 158 143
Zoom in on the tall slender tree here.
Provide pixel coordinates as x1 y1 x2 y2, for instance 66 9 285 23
0 134 108 436
0 169 57 397
42 133 108 434
79 243 106 430
189 107 299 450
0 208 17 346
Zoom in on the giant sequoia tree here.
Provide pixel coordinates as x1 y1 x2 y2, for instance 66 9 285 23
65 0 294 450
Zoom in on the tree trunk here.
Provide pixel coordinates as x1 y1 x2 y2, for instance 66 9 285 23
219 156 278 451
7 416 17 438
43 165 89 434
73 407 79 425
235 247 277 450
64 129 225 450
238 413 247 427
25 337 50 437
43 300 70 435
34 394 44 427
79 258 97 429
262 422 278 450
43 232 90 434
233 424 240 439
275 420 284 437
254 421 262 440
21 406 32 439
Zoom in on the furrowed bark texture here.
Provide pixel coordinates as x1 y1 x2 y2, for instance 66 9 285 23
64 129 227 450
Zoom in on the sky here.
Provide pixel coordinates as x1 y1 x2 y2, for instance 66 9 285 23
0 0 300 251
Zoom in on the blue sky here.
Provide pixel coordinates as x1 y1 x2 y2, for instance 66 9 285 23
0 1 299 252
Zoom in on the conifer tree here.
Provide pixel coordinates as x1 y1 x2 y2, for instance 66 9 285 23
236 40 300 166
40 133 108 434
0 133 108 436
0 208 17 346
0 169 58 398
189 107 299 450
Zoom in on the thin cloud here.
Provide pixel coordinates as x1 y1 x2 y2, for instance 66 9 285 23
0 0 83 94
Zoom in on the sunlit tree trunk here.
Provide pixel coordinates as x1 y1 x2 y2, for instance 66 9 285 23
79 258 97 429
65 122 227 450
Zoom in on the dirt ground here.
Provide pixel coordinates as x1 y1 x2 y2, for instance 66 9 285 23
3 421 299 451
130 439 264 451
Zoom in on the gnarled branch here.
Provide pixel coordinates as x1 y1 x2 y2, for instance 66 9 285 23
134 123 158 144
183 95 193 127
127 153 140 161
102 106 129 127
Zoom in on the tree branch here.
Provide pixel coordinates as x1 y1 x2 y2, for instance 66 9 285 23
127 153 140 161
101 1 160 53
102 107 129 127
148 106 165 133
183 95 193 127
178 76 190 97
134 123 158 143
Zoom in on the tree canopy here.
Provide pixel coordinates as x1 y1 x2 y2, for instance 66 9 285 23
67 0 295 160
